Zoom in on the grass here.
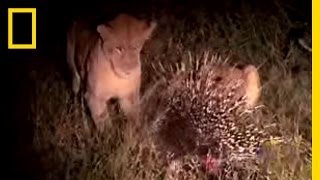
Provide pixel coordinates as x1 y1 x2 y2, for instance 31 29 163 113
19 1 311 179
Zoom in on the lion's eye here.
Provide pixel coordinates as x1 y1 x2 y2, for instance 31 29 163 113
115 47 123 54
132 46 140 51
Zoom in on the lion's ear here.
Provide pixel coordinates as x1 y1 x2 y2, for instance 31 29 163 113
141 21 157 40
97 24 112 40
243 65 261 107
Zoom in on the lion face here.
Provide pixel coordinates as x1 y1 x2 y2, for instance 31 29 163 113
210 64 261 108
97 14 157 78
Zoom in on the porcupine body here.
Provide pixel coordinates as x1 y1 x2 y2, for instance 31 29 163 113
143 52 268 177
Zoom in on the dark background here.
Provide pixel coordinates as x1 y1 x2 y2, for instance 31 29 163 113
12 13 32 44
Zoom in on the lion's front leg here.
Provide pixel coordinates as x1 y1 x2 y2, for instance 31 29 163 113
84 91 110 133
119 88 141 139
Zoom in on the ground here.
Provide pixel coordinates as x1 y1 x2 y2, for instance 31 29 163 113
9 0 311 179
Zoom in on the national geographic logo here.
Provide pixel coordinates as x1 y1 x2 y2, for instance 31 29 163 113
8 8 36 49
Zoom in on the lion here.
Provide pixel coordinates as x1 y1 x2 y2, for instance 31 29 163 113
66 13 157 132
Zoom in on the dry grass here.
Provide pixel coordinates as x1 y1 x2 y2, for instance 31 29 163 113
23 1 311 180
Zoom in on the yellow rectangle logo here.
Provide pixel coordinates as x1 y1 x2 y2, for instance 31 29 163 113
8 8 36 49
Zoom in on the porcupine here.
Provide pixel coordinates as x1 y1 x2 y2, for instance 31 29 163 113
141 52 270 179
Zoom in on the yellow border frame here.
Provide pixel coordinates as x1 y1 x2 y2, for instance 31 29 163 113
313 0 318 179
8 8 36 49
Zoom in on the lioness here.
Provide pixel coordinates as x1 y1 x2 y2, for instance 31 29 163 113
67 14 157 132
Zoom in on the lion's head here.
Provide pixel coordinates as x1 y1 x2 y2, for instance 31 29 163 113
97 14 157 78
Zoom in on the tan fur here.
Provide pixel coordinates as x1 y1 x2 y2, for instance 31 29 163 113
203 64 261 108
67 14 157 132
242 65 261 108
210 64 261 108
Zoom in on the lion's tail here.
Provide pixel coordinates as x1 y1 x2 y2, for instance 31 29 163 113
66 22 81 95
